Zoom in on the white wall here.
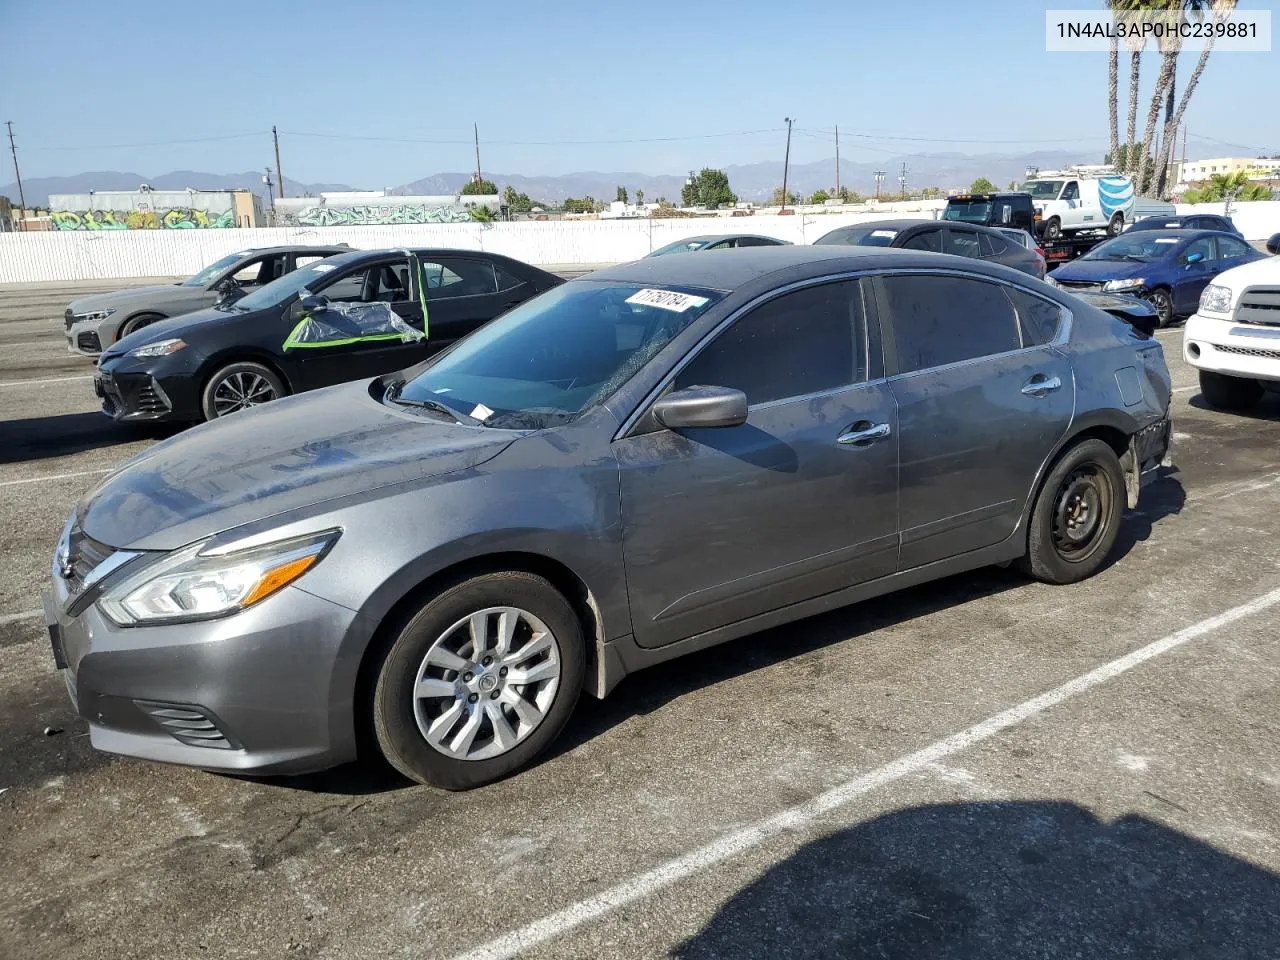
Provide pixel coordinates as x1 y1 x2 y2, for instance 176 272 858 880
1 202 1276 284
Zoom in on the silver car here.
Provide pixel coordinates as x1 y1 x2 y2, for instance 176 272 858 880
64 245 350 356
45 246 1172 790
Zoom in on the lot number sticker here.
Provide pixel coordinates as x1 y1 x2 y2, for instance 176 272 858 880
625 288 710 312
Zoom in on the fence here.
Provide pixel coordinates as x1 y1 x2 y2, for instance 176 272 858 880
1 202 1276 284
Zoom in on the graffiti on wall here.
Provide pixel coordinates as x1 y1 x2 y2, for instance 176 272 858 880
280 204 474 227
51 208 236 230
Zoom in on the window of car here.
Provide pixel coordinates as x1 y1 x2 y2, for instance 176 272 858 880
944 228 981 258
1181 237 1216 262
293 253 332 270
674 280 873 405
230 254 286 287
495 263 526 292
735 236 775 248
902 229 941 252
1216 235 1251 259
875 274 1021 374
978 232 1009 257
421 258 499 299
704 238 736 249
1061 181 1080 201
183 251 250 287
1004 287 1063 346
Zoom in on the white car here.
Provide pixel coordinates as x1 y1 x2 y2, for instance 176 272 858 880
1184 235 1280 410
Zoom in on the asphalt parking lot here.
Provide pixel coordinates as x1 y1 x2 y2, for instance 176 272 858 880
2 277 1279 959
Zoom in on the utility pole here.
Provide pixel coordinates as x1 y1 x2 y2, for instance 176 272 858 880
898 162 908 200
474 123 482 186
834 124 840 198
873 170 885 200
272 126 285 199
780 117 794 212
6 121 26 216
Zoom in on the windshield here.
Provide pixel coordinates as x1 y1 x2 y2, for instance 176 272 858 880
1127 218 1185 232
649 238 712 256
1021 180 1064 199
814 225 900 247
1081 234 1183 263
395 281 722 428
231 258 345 311
943 201 993 224
182 252 247 287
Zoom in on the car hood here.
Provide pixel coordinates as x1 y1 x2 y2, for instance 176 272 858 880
1050 258 1150 283
1212 254 1280 292
68 284 192 315
102 305 253 360
77 381 519 550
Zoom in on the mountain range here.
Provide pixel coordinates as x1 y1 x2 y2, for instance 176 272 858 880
4 151 1086 208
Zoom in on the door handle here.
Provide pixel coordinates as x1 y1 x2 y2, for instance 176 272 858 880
1021 374 1063 397
837 421 892 447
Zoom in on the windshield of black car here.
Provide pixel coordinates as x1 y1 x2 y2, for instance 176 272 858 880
183 252 247 287
814 225 900 247
393 281 723 427
230 255 356 311
1081 234 1182 262
1021 180 1064 199
650 238 712 256
943 201 993 224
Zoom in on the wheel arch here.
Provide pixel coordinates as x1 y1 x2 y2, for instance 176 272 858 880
201 349 297 396
113 310 167 343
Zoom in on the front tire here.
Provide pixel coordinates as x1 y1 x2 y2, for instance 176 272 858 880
372 571 585 790
1043 217 1062 240
117 312 164 340
1199 370 1263 411
1017 439 1125 585
200 361 286 420
1143 288 1174 328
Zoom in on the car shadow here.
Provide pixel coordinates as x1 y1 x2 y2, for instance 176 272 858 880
1187 390 1280 422
672 801 1280 959
0 412 181 464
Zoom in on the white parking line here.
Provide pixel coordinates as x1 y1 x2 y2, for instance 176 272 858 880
451 584 1280 960
0 468 111 488
1172 385 1197 394
0 374 94 387
0 609 41 627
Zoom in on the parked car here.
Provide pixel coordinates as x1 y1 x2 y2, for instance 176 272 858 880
93 248 561 423
1046 229 1263 327
646 234 790 256
63 245 351 356
943 191 1037 234
1127 213 1243 237
46 246 1172 790
1183 234 1280 410
813 219 1046 279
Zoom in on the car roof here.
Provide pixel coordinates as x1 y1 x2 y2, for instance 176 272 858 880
1117 228 1223 241
592 245 996 291
234 244 352 256
821 218 934 233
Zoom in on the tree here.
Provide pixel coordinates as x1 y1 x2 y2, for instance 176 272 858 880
770 186 800 206
1007 180 1019 190
837 186 864 203
616 185 628 203
921 186 943 199
461 177 498 195
1121 2 1148 172
809 189 830 204
680 168 736 208
502 186 536 214
468 204 496 222
969 177 997 194
1182 170 1273 203
502 185 518 209
1107 141 1154 173
635 188 644 206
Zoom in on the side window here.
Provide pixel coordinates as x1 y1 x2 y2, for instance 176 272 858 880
944 228 981 258
231 255 285 286
978 232 1008 257
735 237 771 248
494 264 526 292
320 267 376 303
293 253 332 271
1182 237 1216 262
674 280 870 405
877 274 1020 374
1216 236 1250 259
902 229 941 252
1061 181 1079 201
421 258 499 300
1005 287 1063 347
373 260 412 302
706 238 736 249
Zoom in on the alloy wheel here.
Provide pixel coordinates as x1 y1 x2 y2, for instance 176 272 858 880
211 371 278 416
411 606 562 761
1145 289 1173 327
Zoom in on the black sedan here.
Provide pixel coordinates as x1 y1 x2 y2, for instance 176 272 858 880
647 234 790 256
94 248 562 423
1127 213 1243 237
813 218 1046 279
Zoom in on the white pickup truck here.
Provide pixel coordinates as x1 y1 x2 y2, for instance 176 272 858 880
1184 233 1280 410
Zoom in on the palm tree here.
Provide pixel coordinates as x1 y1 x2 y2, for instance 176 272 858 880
1105 1 1123 162
1135 1 1184 194
1123 4 1147 171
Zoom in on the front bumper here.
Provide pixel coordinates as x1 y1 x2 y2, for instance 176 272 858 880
65 311 105 357
1183 313 1280 384
43 571 361 775
95 357 204 422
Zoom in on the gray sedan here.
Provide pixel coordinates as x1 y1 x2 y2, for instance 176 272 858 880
814 219 1046 279
45 246 1172 790
64 244 350 356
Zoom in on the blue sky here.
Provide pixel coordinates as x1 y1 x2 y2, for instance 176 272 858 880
2 0 1275 186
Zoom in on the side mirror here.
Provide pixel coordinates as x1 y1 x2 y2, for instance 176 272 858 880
1268 233 1280 256
290 294 329 320
1185 251 1205 266
652 385 748 430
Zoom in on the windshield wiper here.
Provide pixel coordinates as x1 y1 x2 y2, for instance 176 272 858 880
384 379 482 425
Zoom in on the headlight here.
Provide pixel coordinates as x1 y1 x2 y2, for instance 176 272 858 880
1103 278 1145 292
1044 276 1058 288
1199 284 1233 314
127 338 186 359
72 308 116 322
97 530 339 625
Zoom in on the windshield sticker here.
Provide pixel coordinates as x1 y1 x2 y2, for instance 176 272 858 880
470 403 494 422
870 229 898 238
1154 238 1179 244
625 288 710 313
311 264 337 272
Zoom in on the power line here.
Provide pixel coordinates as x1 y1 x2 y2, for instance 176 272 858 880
795 127 1112 145
278 127 784 146
40 131 270 151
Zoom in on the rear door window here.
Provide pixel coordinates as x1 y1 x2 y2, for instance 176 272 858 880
978 232 1009 257
944 228 982 259
1004 287 1063 346
421 258 499 299
1215 235 1251 260
902 229 942 252
876 274 1021 374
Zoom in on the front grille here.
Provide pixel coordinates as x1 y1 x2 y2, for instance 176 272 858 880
64 528 115 593
1057 281 1104 293
1212 342 1280 361
76 330 101 352
135 701 235 749
135 381 168 413
1234 286 1280 327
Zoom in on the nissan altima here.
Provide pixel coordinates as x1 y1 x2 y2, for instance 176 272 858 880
46 246 1172 790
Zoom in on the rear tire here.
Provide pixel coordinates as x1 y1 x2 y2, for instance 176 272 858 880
117 312 164 340
372 571 585 790
1107 212 1125 236
1044 217 1062 240
1199 370 1263 411
1016 439 1125 585
200 361 286 420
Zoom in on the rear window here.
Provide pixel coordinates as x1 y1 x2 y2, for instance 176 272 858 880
944 201 994 224
814 225 901 247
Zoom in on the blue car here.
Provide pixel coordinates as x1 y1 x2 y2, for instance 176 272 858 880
1047 229 1263 327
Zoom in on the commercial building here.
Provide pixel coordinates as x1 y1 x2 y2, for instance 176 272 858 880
1174 157 1280 184
48 186 264 230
